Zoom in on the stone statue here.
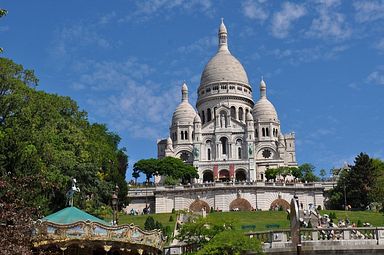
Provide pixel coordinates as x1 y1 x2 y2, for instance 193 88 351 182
66 178 80 207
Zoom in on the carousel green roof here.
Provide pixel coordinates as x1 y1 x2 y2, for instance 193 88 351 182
42 206 110 225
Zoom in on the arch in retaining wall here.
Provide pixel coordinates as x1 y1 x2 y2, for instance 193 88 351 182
189 199 210 212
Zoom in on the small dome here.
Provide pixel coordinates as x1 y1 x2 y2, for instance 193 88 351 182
194 114 201 123
246 111 253 121
253 98 278 122
172 101 196 125
172 83 195 125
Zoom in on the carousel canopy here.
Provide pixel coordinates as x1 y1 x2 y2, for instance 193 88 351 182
42 206 110 225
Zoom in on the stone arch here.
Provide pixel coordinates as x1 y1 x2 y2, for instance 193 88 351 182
235 169 247 181
229 198 252 211
203 170 214 183
270 198 290 211
219 169 230 182
189 199 210 213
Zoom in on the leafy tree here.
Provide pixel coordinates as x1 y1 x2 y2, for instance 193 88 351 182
291 167 303 181
0 58 128 215
0 9 7 53
299 163 320 182
144 216 155 230
319 169 327 181
347 153 376 209
0 175 40 254
133 158 159 183
265 168 277 181
194 230 264 255
134 157 198 184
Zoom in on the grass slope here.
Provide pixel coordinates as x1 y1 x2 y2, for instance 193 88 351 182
116 210 383 232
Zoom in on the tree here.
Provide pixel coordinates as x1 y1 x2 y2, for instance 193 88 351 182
265 168 277 182
0 9 7 53
194 230 264 255
176 217 230 246
144 216 155 230
133 158 159 183
346 153 376 209
299 163 320 182
0 58 128 216
134 157 198 184
319 169 327 181
291 167 303 181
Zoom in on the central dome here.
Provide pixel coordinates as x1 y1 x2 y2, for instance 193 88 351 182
200 50 249 87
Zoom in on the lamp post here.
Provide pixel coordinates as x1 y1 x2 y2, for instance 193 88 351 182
111 184 119 225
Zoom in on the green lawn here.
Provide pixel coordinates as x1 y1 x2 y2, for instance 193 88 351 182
113 210 383 232
321 210 384 227
115 212 177 230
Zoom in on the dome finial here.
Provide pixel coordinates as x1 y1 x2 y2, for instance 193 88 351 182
181 82 188 102
218 18 228 52
260 77 267 98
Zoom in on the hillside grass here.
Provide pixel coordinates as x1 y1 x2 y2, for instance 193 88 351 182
114 210 383 232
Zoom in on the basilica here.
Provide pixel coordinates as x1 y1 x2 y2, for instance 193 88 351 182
157 20 297 183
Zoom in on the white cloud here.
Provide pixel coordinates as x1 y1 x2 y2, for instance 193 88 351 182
367 66 384 85
49 22 113 64
271 2 306 38
375 38 384 53
71 59 189 140
241 0 269 21
354 0 384 23
269 44 348 64
307 1 351 40
99 11 117 25
120 0 214 22
177 36 216 54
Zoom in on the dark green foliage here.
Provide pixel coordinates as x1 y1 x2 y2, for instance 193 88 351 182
172 208 175 214
317 205 322 211
0 58 128 216
299 163 320 182
307 221 312 228
169 215 174 222
194 230 264 255
144 216 155 230
133 157 198 184
357 220 363 227
329 212 337 220
329 153 381 210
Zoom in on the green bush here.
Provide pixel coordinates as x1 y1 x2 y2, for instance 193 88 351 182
169 215 174 222
317 205 322 211
144 216 155 230
357 220 363 227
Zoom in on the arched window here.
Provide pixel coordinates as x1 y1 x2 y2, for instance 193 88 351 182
230 106 236 119
184 131 188 140
255 129 258 138
239 107 244 121
262 128 265 137
202 111 205 124
238 147 242 159
245 108 249 115
220 137 228 155
207 148 211 160
207 108 212 122
181 131 184 140
266 128 269 137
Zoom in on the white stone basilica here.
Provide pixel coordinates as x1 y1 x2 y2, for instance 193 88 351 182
157 20 297 183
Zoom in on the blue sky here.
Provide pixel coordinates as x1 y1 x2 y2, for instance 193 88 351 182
1 0 384 180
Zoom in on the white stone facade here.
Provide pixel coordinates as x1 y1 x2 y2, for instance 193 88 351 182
157 20 297 183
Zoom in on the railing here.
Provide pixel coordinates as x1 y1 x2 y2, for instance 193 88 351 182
245 227 384 245
127 181 325 196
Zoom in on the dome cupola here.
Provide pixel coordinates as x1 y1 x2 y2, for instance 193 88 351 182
172 82 196 126
252 79 279 122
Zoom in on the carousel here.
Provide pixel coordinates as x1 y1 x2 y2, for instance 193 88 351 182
32 179 165 255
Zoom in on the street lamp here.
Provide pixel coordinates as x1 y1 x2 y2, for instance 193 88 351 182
111 184 119 225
